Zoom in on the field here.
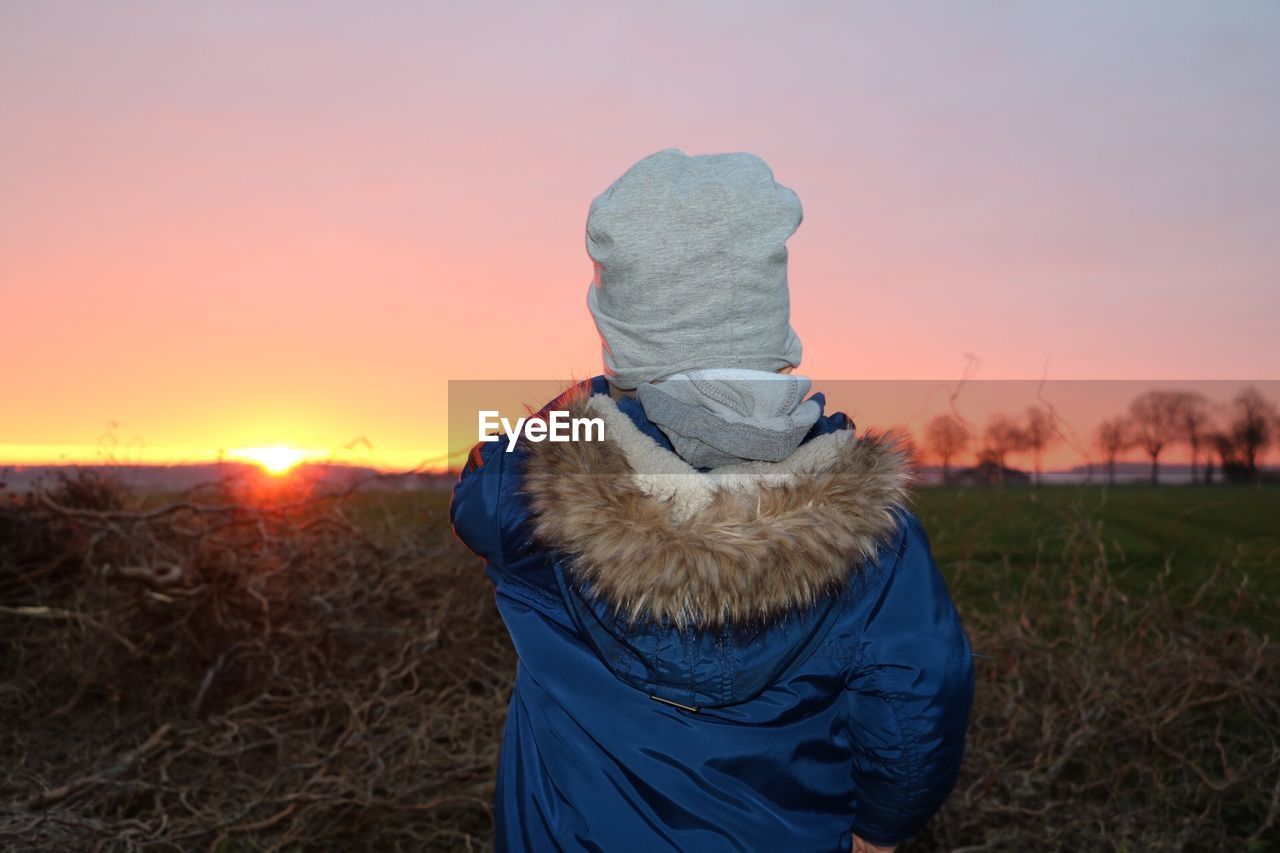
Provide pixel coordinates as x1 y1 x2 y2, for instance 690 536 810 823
1 474 1277 850
919 486 1280 627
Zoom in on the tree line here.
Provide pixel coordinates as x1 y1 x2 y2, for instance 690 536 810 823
923 386 1279 486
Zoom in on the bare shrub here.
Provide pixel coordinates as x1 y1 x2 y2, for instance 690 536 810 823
1 474 1276 850
1 471 508 849
916 511 1280 850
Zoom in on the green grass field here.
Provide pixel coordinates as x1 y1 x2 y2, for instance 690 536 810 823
914 485 1280 627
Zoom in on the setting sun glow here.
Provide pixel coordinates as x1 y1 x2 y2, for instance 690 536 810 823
228 445 320 476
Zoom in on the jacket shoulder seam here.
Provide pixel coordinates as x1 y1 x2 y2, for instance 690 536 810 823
498 572 567 614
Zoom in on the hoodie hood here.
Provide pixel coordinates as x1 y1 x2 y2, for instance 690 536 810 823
519 380 914 708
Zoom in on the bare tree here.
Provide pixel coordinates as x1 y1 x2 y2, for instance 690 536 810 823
1129 390 1183 485
924 414 970 485
983 414 1026 487
1230 386 1278 479
1172 391 1210 484
1096 416 1131 486
1022 406 1055 486
1209 429 1243 479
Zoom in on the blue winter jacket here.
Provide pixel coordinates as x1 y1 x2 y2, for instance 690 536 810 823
450 376 975 852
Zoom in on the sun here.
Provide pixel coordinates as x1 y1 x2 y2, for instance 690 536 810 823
228 444 315 476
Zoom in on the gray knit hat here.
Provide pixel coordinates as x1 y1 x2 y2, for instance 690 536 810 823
585 148 804 390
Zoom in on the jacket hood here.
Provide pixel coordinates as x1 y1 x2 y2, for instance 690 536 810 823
522 383 914 629
518 380 915 708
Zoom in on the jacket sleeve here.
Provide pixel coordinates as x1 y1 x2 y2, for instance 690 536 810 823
449 437 513 575
843 512 976 846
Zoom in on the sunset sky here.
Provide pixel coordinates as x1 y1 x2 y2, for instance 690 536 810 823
3 2 1278 471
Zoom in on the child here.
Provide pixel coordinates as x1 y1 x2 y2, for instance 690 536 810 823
451 148 975 852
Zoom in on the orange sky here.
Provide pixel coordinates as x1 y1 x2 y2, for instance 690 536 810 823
3 3 1278 472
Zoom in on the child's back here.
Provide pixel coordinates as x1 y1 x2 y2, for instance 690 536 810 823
451 149 975 851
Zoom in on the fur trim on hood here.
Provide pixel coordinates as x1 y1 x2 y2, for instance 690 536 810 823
520 385 915 628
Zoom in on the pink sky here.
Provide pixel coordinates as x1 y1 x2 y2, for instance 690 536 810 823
2 2 1278 470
